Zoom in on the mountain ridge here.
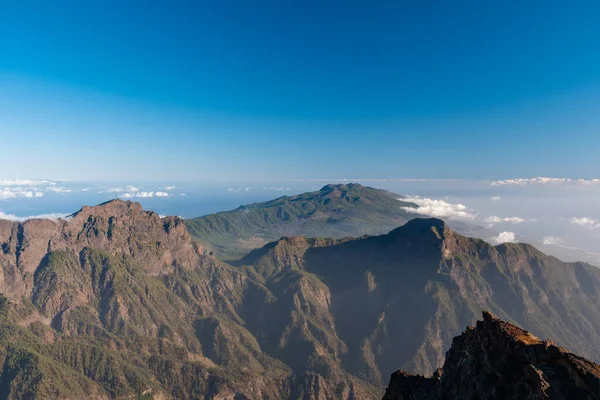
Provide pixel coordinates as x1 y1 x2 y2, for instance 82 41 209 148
2 200 600 399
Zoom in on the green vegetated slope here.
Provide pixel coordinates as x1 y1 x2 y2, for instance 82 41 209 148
185 183 418 259
2 199 600 399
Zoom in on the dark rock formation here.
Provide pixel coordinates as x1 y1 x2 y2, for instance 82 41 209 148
383 311 600 400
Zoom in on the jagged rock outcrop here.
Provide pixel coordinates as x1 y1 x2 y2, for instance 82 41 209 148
0 200 201 297
383 311 600 400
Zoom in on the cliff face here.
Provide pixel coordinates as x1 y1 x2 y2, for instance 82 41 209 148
0 200 377 399
0 200 200 297
383 311 600 400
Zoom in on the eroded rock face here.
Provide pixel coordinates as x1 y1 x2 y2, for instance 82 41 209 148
383 311 600 400
0 200 377 399
0 200 202 299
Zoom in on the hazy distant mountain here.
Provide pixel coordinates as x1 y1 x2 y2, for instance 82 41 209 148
2 201 600 399
185 183 418 259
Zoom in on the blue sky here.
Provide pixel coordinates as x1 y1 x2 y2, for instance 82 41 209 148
1 1 600 181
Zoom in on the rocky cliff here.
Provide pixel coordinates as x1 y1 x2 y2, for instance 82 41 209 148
0 200 377 399
383 311 600 400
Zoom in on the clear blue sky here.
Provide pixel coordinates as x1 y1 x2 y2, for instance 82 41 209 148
1 0 600 182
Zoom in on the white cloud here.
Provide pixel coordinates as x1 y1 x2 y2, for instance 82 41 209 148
503 217 525 224
228 187 251 193
0 179 56 186
484 216 526 225
491 196 500 201
401 197 475 220
118 191 170 199
47 187 72 193
0 180 74 198
161 186 176 190
570 217 600 229
263 187 291 191
105 185 139 193
490 231 517 244
491 177 600 186
542 236 561 245
0 212 68 222
135 191 155 198
0 188 45 199
577 179 600 185
484 216 502 224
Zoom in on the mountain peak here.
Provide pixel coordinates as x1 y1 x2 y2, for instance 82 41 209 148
319 182 364 192
71 198 145 219
384 311 600 400
0 200 199 285
402 217 446 232
389 218 449 242
186 183 416 259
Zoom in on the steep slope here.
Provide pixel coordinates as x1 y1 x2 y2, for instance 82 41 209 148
383 311 600 400
185 183 417 259
0 200 377 399
240 218 600 386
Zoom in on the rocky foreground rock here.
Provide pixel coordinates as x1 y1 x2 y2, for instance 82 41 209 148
383 311 600 400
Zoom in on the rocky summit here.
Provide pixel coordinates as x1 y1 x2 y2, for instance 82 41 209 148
383 311 600 400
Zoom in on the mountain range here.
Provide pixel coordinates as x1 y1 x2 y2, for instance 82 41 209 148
0 186 600 399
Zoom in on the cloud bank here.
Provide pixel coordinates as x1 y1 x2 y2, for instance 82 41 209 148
490 231 517 244
0 179 57 186
0 189 44 199
402 197 475 220
484 216 534 226
570 217 600 229
491 177 600 186
105 186 140 193
118 191 169 199
542 236 561 245
0 212 69 222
